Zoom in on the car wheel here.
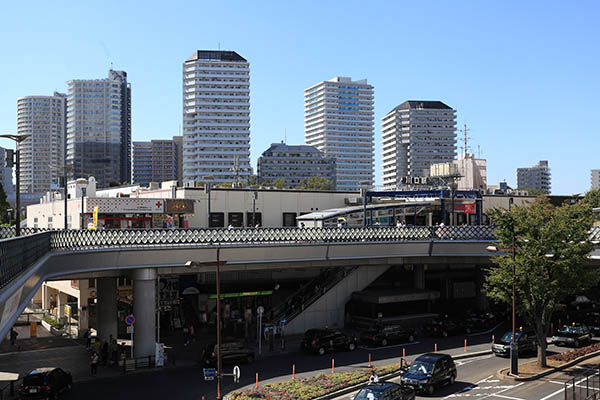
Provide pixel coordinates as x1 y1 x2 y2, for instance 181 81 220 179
449 374 456 385
575 340 580 348
381 339 388 346
247 354 254 363
318 347 326 356
349 342 356 351
408 335 415 342
425 384 435 395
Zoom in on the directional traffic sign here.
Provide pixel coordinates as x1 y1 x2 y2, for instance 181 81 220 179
203 368 217 381
125 314 136 325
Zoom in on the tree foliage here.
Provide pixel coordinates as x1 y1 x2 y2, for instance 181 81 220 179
299 176 334 191
484 197 597 368
273 178 286 189
583 189 600 209
0 182 10 224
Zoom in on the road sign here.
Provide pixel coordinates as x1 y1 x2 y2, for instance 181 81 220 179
125 314 136 325
203 368 217 381
126 325 134 334
233 365 240 383
257 306 264 315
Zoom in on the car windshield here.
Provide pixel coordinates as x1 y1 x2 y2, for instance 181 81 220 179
354 388 382 400
23 374 46 386
558 326 582 334
500 331 522 343
408 360 435 375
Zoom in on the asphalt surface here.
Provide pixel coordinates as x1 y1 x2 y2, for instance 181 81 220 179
2 325 597 400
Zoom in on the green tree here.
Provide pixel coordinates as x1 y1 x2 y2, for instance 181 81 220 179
583 189 600 208
273 178 286 189
299 176 334 191
0 182 9 225
484 197 597 368
246 174 259 188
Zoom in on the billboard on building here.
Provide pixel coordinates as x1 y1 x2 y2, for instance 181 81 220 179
84 198 165 214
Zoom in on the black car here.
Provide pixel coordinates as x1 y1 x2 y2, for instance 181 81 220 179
360 325 415 347
492 329 537 357
301 329 357 355
18 368 72 399
353 382 415 400
201 341 255 366
551 324 592 347
582 313 600 336
423 317 467 337
400 353 457 395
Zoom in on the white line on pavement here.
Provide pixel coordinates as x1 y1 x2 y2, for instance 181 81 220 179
476 375 495 384
358 341 421 351
492 394 526 400
539 371 599 400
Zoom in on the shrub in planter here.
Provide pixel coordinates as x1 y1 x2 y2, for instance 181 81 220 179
43 315 64 330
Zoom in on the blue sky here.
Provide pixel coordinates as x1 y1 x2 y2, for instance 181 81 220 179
1 0 598 194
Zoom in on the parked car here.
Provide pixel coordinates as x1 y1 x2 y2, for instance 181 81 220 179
551 324 592 347
360 325 416 347
464 312 497 332
400 353 457 395
353 382 415 400
201 341 255 366
301 329 357 355
492 329 537 357
582 313 600 336
18 368 72 399
423 317 467 337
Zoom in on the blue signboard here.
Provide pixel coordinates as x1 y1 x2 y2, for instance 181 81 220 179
203 368 217 381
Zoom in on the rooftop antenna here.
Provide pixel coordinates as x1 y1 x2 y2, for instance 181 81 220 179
110 61 113 70
459 123 472 157
218 42 220 51
477 144 482 158
284 128 287 144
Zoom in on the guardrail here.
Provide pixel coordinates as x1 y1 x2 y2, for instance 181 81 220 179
0 232 51 290
564 366 600 400
49 225 497 250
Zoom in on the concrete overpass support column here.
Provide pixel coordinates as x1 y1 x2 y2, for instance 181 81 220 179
78 279 90 336
133 268 157 358
41 283 50 311
57 292 68 319
97 278 118 345
413 265 425 290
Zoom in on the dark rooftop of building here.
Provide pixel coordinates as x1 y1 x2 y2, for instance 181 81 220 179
261 142 323 155
388 101 453 114
186 50 247 63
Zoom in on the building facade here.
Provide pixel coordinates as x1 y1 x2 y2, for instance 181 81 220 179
382 101 457 190
182 51 251 185
172 135 183 184
516 160 551 193
257 143 336 188
591 169 600 190
66 70 131 188
304 77 374 191
133 140 179 185
16 93 67 193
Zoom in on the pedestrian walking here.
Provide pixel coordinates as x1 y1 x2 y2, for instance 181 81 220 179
101 341 109 366
9 327 18 347
90 351 99 376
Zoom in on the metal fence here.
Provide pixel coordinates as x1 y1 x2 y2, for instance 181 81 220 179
49 225 496 250
564 366 600 400
0 232 52 290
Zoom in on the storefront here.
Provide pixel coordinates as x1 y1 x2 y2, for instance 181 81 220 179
84 198 165 229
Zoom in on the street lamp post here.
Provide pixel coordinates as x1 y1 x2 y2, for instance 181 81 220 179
1 133 32 236
486 233 518 376
186 248 227 399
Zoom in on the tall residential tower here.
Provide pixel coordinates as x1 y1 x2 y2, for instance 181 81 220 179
182 51 251 184
304 77 374 191
66 70 131 188
517 160 551 193
16 92 67 193
381 101 456 190
132 139 179 185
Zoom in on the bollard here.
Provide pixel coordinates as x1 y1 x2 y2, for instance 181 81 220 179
256 372 259 389
293 364 295 380
492 334 494 344
369 353 371 368
332 358 335 374
402 348 405 361
202 397 205 400
464 339 467 352
435 343 437 353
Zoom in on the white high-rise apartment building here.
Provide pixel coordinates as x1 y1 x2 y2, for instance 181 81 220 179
16 93 66 193
304 77 374 191
382 101 456 190
591 170 600 190
66 70 131 188
183 51 251 184
516 160 551 193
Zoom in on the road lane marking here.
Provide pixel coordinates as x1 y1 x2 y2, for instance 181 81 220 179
476 375 495 384
539 371 599 400
358 341 421 350
492 395 526 400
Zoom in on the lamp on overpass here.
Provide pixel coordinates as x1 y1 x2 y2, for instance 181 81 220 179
1 133 32 236
186 248 228 400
